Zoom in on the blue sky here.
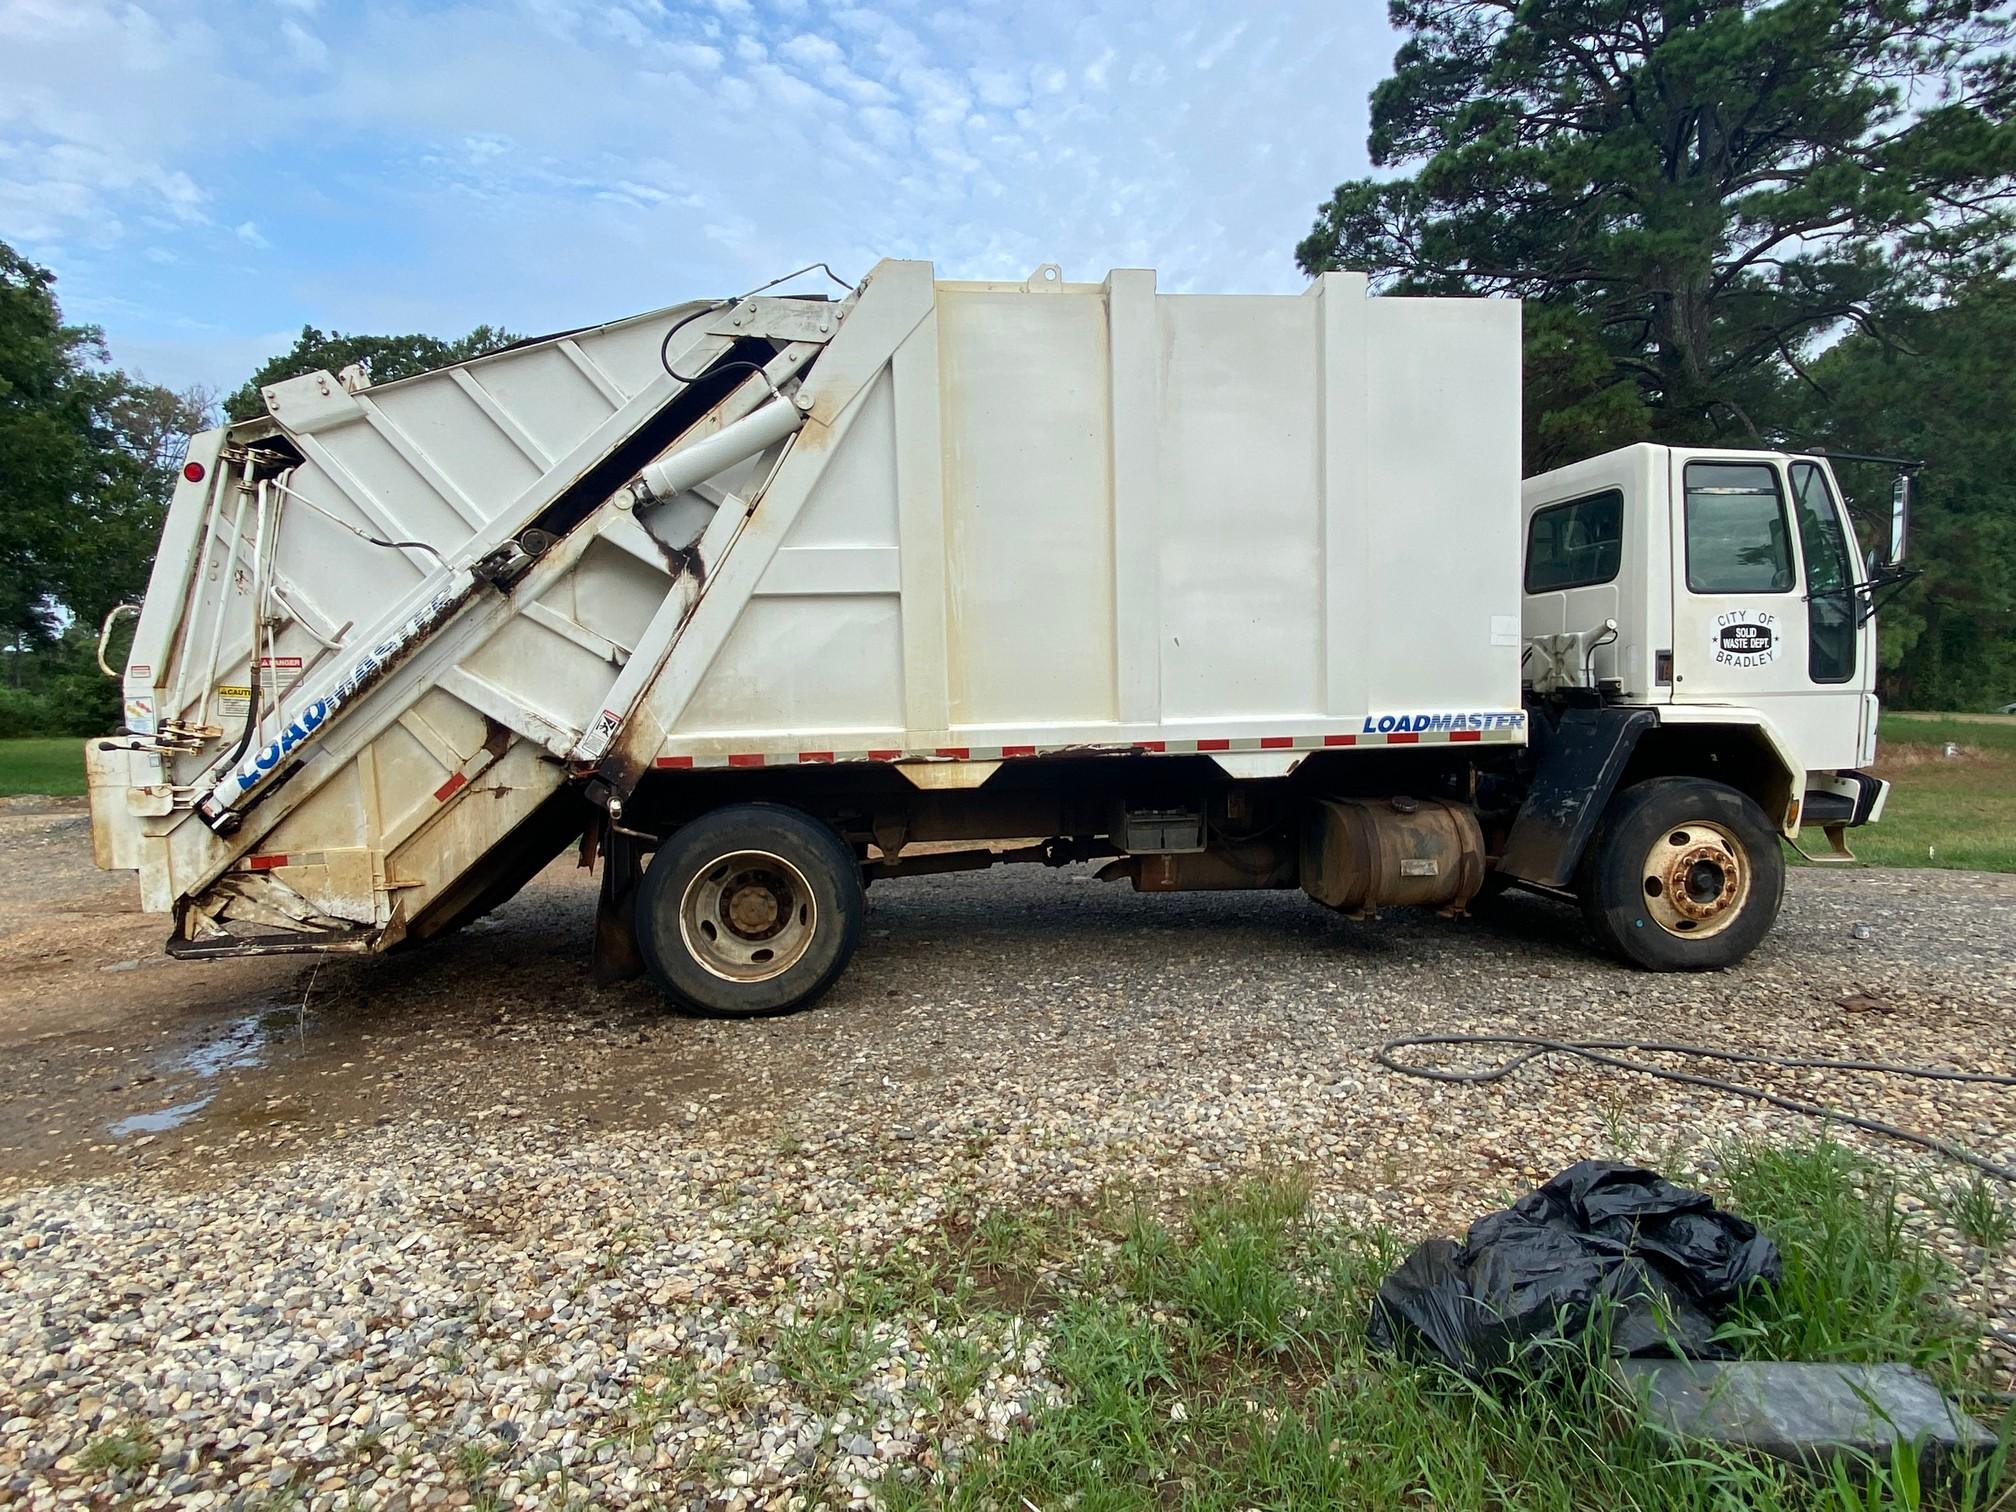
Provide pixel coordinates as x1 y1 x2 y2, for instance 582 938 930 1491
0 0 1396 396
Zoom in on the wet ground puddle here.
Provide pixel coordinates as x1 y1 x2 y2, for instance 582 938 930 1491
104 1005 309 1138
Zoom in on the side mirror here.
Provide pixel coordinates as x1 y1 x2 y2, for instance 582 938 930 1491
1888 474 1912 565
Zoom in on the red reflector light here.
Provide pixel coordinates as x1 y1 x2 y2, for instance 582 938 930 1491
183 461 206 483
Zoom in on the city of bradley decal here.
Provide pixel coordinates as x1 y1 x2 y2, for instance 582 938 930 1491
1710 608 1779 669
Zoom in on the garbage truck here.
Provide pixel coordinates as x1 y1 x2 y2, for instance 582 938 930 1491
86 259 1912 1015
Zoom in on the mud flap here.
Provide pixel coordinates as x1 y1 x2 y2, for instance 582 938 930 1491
1498 706 1656 889
591 825 647 985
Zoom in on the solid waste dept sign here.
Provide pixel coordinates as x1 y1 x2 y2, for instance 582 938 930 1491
1710 610 1778 669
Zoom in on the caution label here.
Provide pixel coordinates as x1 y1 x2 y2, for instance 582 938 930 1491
216 683 251 717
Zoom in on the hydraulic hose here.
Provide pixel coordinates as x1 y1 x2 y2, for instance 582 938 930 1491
1375 1034 2016 1184
217 477 272 777
656 262 856 390
217 661 263 777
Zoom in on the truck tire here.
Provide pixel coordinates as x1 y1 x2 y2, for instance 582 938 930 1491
635 804 864 1016
1576 777 1783 972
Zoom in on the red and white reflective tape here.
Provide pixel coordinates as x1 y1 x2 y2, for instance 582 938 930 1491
241 850 328 872
651 724 1521 771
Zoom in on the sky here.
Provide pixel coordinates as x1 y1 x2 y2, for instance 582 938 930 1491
0 0 1398 397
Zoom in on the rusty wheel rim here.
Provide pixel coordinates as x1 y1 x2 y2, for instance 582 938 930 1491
1639 820 1749 940
678 849 817 982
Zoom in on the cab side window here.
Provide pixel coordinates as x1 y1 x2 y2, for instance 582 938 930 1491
1684 462 1793 594
1791 461 1857 683
1526 489 1623 592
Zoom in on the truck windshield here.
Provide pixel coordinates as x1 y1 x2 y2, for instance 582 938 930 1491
1790 461 1857 683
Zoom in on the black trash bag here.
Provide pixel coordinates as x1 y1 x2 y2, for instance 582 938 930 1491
1367 1160 1779 1378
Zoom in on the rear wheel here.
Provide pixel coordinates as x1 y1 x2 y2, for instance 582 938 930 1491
1577 777 1783 971
636 804 864 1016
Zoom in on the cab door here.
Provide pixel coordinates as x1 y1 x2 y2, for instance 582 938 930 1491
1668 453 1867 771
1786 457 1877 765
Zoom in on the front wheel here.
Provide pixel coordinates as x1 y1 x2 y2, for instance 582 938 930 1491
1577 777 1784 971
635 804 864 1016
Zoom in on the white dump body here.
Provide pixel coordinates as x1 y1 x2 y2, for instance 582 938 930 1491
91 259 1524 950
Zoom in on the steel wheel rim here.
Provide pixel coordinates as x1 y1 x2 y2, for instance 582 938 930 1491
1639 820 1749 940
678 849 817 982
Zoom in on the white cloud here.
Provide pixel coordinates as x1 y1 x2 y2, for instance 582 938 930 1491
778 32 843 69
661 40 723 73
774 30 889 105
154 169 207 220
0 0 1396 392
744 60 834 116
1195 21 1249 71
279 16 327 66
969 67 1026 109
857 104 909 150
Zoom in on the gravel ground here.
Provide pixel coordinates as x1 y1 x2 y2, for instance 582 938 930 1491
0 802 2011 1509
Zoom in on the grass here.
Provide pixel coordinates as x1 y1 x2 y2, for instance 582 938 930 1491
0 735 85 797
1711 1142 1982 1373
775 1293 897 1407
78 1426 157 1474
1861 713 2016 873
869 1145 2010 1511
1938 1173 2014 1256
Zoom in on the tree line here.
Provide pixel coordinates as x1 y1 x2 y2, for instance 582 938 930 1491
0 245 513 734
1 0 2011 729
1300 0 2015 708
0 244 210 733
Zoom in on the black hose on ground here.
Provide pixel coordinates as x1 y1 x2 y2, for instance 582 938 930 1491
1374 1034 2016 1184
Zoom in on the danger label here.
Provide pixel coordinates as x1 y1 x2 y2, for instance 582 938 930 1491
256 655 303 691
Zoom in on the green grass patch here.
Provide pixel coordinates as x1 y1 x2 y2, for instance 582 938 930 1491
78 1426 157 1474
877 1148 2010 1511
1857 713 2016 872
1939 1174 2015 1256
1712 1142 1986 1380
0 735 86 797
